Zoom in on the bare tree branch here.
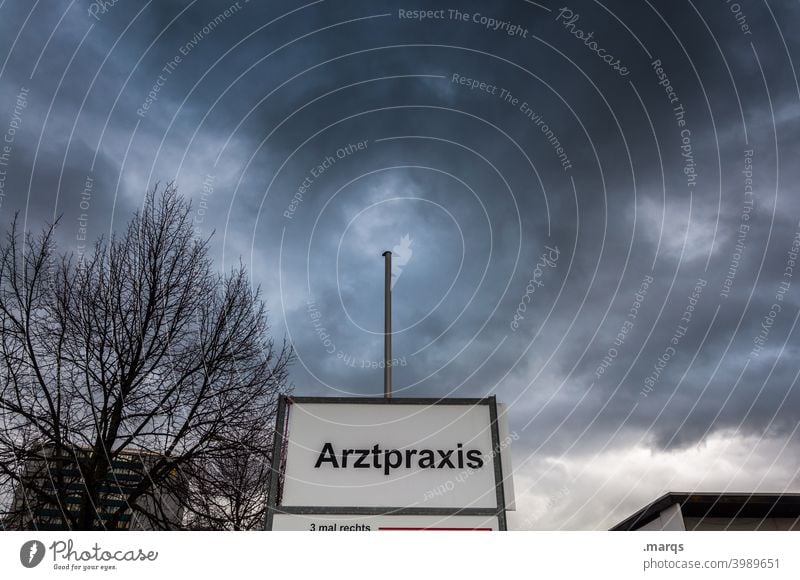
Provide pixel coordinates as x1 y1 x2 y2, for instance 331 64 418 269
0 185 292 530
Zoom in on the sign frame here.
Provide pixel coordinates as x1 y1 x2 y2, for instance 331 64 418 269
264 396 508 531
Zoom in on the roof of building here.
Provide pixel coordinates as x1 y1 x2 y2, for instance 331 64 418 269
610 492 800 531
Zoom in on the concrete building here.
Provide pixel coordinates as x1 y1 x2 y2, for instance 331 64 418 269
611 492 800 531
4 445 184 530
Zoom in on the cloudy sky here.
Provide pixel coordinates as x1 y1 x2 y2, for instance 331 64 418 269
1 0 799 530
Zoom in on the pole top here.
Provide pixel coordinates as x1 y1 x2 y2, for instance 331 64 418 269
382 250 392 257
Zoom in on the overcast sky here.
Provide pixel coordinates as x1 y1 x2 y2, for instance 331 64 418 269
1 0 799 530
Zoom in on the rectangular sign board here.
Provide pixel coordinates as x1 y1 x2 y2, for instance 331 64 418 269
272 514 499 531
282 401 497 508
266 397 513 530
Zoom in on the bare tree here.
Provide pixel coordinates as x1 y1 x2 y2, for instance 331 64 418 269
0 185 292 530
180 423 274 530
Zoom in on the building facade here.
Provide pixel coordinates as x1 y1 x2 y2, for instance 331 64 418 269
611 492 800 531
3 445 183 530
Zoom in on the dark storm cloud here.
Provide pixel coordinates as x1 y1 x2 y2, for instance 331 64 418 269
1 0 799 527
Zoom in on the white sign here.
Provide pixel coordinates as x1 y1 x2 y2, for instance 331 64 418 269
279 401 508 510
272 514 498 531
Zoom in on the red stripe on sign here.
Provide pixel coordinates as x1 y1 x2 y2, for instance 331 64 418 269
377 527 492 531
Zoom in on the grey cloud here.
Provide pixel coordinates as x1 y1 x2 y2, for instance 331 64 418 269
1 0 799 527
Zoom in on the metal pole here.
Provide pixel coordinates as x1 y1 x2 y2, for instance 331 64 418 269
382 251 392 398
264 395 288 530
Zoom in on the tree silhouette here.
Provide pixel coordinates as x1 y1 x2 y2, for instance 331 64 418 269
0 185 292 530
